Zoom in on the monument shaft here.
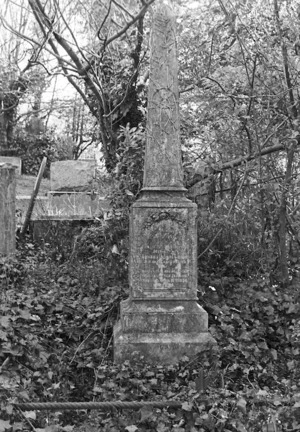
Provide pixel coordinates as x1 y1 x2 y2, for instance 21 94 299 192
114 0 216 363
143 1 183 190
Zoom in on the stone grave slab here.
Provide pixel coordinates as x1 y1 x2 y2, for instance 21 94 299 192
0 157 22 175
50 159 96 192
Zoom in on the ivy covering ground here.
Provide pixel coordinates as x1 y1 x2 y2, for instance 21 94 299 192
0 226 300 432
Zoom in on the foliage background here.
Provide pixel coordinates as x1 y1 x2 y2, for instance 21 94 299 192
1 0 300 430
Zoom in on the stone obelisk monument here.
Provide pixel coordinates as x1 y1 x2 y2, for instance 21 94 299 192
114 0 216 363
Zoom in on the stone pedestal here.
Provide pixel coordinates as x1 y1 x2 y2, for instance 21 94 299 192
114 193 216 363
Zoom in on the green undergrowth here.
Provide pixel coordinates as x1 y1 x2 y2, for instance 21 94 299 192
0 239 300 432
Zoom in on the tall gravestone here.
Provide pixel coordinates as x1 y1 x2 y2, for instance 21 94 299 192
114 0 216 363
0 166 16 257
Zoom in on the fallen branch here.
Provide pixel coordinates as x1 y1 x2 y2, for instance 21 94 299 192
186 141 296 189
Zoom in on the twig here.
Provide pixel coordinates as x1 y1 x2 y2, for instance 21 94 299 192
105 0 156 47
198 164 248 258
0 356 10 373
69 331 95 365
15 407 38 432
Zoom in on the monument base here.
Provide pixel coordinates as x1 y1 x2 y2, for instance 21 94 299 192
114 321 216 364
114 298 217 364
113 194 217 364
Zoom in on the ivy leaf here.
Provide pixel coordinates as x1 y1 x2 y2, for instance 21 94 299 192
236 397 247 413
19 309 32 320
111 245 120 254
236 421 247 432
0 330 8 341
12 422 23 431
24 411 36 420
270 349 277 360
140 406 153 422
0 317 10 328
181 402 193 411
125 426 138 432
0 420 11 432
287 303 297 313
62 426 74 432
257 390 268 397
125 189 134 196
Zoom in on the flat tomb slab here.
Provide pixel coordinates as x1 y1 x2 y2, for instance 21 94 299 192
0 157 22 175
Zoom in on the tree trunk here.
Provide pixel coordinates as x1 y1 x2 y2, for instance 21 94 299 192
0 102 9 153
273 0 298 286
277 144 296 286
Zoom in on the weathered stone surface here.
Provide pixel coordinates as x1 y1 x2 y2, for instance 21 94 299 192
50 160 96 192
114 195 216 363
119 300 208 333
129 198 197 300
113 0 216 364
114 322 215 364
0 157 22 175
0 167 16 256
143 2 184 191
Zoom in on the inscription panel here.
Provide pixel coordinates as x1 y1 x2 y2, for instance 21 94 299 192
130 207 197 299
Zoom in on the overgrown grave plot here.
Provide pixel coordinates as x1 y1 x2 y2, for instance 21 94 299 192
1 236 300 432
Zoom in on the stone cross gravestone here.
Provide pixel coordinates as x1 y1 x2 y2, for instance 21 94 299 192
113 0 216 363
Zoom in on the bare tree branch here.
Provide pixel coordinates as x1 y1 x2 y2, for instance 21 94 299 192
187 121 291 188
104 0 156 47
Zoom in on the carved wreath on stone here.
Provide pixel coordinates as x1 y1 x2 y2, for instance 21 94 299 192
142 210 185 230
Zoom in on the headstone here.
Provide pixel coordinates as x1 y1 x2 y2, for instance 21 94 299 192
50 160 96 192
0 157 22 175
0 166 16 257
49 159 98 217
114 0 216 364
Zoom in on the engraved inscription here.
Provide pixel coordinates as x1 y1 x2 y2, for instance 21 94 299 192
140 249 189 288
131 207 195 298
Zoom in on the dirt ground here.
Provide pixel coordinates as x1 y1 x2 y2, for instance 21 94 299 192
16 174 51 196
